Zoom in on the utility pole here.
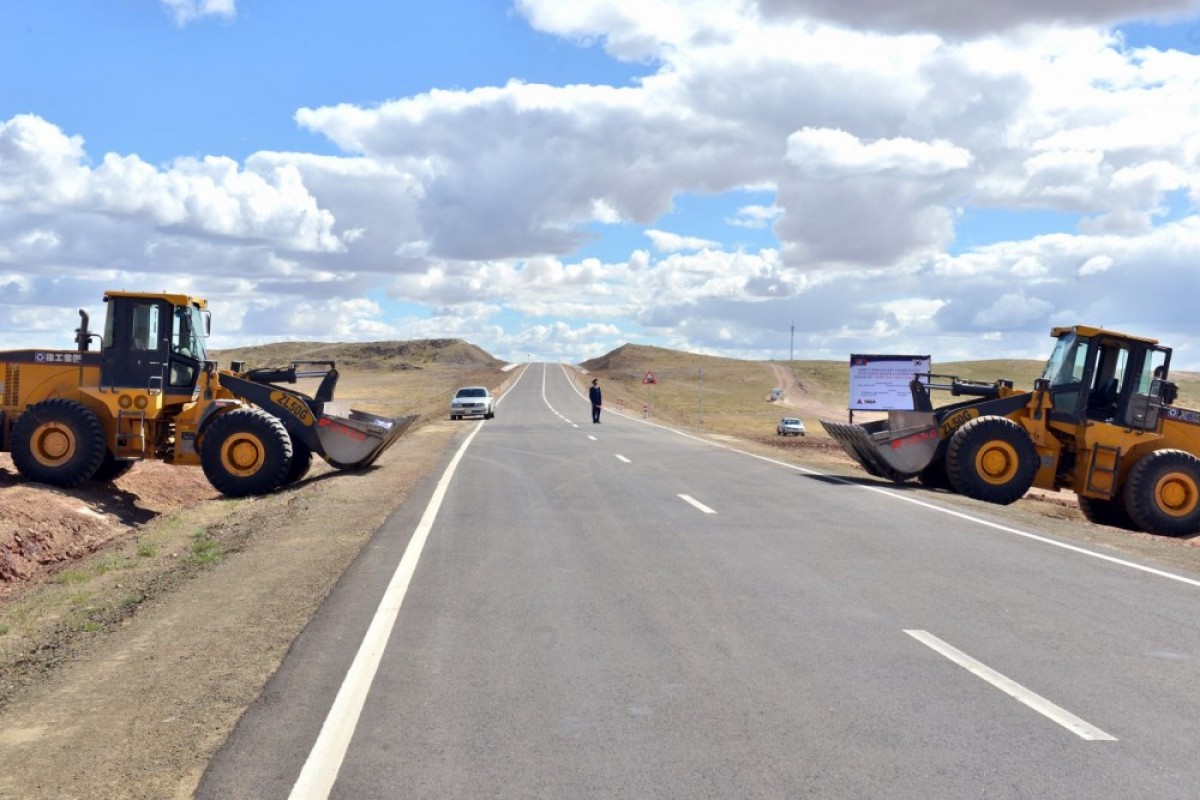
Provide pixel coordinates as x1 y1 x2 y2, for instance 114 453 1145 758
698 368 703 427
790 322 795 362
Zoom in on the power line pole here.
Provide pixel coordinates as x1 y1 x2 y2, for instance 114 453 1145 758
790 322 794 362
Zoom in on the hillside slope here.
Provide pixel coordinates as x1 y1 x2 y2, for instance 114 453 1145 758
212 337 505 372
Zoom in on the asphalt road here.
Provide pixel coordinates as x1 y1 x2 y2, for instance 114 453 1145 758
201 363 1200 799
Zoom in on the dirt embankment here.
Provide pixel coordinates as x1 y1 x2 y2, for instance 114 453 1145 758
0 456 217 588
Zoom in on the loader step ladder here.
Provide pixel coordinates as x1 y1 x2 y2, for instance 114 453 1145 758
116 409 147 457
1086 444 1122 497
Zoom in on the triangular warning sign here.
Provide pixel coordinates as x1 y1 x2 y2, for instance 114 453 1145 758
642 370 657 384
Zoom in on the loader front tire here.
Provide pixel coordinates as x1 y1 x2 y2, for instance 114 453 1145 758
201 408 292 497
1122 450 1200 537
11 398 106 488
946 415 1038 505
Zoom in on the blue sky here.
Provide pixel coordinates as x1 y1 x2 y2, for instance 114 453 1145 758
3 1 1200 367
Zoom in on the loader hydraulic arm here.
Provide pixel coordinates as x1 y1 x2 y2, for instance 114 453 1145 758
243 361 340 404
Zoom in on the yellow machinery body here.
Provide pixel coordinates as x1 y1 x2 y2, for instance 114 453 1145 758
822 324 1200 537
0 291 415 497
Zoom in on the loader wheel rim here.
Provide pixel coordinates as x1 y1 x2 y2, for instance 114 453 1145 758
32 423 76 468
1154 472 1199 518
221 434 266 477
976 440 1020 485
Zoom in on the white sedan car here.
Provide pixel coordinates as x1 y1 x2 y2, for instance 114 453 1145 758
776 416 805 436
450 386 495 420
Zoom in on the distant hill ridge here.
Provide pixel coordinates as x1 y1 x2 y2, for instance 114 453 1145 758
212 338 504 371
582 343 748 373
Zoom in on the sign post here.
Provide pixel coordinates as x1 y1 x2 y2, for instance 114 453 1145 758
642 370 657 418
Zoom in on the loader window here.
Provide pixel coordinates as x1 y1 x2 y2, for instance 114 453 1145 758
131 303 160 351
1086 342 1129 421
168 305 206 388
1041 333 1088 387
1124 348 1171 428
1137 350 1169 394
1040 333 1090 418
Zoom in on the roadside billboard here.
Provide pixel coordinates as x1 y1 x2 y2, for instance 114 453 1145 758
848 354 931 412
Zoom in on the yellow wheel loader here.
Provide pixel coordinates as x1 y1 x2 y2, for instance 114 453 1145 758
822 325 1200 537
0 291 416 497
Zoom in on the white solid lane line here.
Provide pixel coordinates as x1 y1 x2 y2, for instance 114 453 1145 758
289 423 485 799
616 455 631 463
678 494 717 514
904 630 1117 742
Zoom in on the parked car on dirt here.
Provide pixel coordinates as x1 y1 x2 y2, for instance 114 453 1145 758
776 417 805 436
451 386 495 420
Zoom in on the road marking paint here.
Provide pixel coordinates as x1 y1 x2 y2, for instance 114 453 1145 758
588 435 597 441
556 360 1200 593
616 454 631 463
904 630 1116 741
289 423 484 799
678 494 716 514
541 363 581 426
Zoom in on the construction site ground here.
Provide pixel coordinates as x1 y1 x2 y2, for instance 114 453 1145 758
4 373 1200 798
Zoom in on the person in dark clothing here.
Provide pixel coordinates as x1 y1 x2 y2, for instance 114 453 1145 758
589 378 602 423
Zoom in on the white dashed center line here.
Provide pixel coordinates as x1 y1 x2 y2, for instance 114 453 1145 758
616 455 631 463
678 494 716 514
905 630 1116 741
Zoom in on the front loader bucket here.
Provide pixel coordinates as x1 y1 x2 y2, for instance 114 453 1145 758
317 410 418 470
820 411 940 483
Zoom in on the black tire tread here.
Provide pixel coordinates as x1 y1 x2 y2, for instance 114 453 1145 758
945 415 1038 505
1122 449 1200 537
1077 495 1138 531
11 398 107 488
90 450 137 483
200 408 292 497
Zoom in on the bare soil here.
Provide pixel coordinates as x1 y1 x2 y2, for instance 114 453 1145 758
4 363 1200 799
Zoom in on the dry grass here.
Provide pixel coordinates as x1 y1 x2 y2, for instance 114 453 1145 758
579 344 1200 443
211 339 513 425
581 345 783 438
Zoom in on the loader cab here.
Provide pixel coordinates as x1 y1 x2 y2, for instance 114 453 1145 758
1039 326 1171 430
100 292 209 396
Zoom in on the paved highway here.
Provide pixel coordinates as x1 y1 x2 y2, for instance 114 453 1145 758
201 363 1200 798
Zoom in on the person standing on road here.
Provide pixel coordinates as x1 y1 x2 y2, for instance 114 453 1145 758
589 378 603 423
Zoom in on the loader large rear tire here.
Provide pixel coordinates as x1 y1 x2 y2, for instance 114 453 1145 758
200 408 292 497
946 415 1038 505
11 398 106 488
1122 449 1200 537
1077 495 1137 531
